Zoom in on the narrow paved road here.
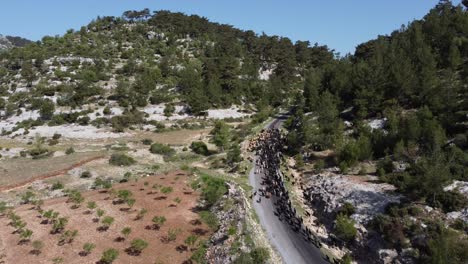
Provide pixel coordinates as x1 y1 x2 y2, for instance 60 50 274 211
249 116 328 264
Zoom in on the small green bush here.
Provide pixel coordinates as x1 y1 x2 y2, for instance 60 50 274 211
129 238 148 254
100 248 119 263
190 141 209 156
65 147 75 155
80 171 92 178
199 211 219 230
109 153 136 166
335 214 357 243
141 138 153 145
149 143 175 157
51 181 64 190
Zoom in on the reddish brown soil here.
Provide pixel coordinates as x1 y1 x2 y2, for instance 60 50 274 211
0 171 211 264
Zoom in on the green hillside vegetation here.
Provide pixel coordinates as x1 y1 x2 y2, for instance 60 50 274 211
0 9 333 123
0 1 467 263
285 2 468 263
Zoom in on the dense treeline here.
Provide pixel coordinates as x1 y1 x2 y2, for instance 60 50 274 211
288 1 467 198
0 10 333 116
285 2 467 263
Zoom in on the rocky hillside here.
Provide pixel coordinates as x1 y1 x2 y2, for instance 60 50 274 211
283 2 468 264
0 10 332 139
0 35 31 51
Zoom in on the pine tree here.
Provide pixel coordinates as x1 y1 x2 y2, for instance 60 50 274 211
211 121 230 151
303 69 321 112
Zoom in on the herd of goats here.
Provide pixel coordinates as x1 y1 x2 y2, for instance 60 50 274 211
248 128 324 250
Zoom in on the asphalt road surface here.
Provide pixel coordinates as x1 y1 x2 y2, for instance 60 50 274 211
249 116 328 264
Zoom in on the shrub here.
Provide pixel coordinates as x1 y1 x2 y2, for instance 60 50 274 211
149 143 175 157
250 247 270 264
0 202 8 215
21 191 36 204
101 216 115 229
435 191 468 213
77 116 90 125
32 199 43 211
152 216 166 227
135 208 147 220
163 104 175 117
190 141 209 156
29 148 51 159
190 241 208 263
39 99 55 120
52 257 64 264
342 254 353 264
376 157 394 176
294 154 305 168
96 209 105 219
314 159 325 172
58 230 78 245
65 147 75 155
87 201 97 211
184 235 198 248
335 214 357 243
141 138 153 145
167 228 181 242
80 171 92 178
100 248 119 263
51 217 68 234
109 153 136 166
199 174 227 207
20 229 33 241
51 181 64 190
121 172 132 183
121 227 131 239
67 190 84 208
103 106 112 115
228 226 237 236
128 238 148 255
160 186 173 194
199 211 219 230
126 198 136 208
82 242 96 256
340 202 356 217
226 144 242 165
117 190 133 201
427 225 467 264
94 178 112 190
48 139 59 146
52 133 62 140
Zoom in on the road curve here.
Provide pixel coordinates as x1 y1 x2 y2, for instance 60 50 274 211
249 116 328 264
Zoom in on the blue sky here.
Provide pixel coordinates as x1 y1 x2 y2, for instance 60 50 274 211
0 0 461 55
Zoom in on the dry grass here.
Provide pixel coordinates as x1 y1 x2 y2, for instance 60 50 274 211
128 129 210 145
0 151 105 187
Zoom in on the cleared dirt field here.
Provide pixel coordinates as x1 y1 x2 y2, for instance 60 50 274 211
0 152 105 188
0 171 211 264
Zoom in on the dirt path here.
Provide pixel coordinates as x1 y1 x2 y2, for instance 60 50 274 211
0 155 105 192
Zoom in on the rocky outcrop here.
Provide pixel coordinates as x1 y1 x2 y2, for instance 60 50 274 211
0 35 31 51
443 181 468 223
206 182 249 264
0 35 12 51
304 173 401 226
302 171 405 263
